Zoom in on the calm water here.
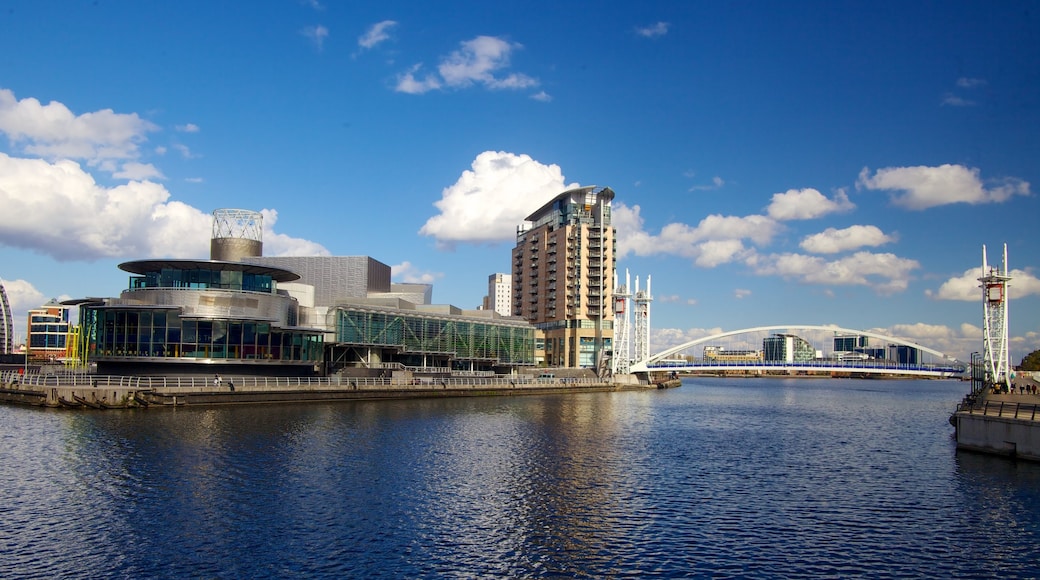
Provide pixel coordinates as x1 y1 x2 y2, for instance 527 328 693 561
2 378 1040 579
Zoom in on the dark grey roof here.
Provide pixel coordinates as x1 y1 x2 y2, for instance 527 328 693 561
118 259 301 282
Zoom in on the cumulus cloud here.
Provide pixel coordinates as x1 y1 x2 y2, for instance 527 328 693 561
927 266 1040 301
857 164 1031 210
751 251 920 294
302 25 329 51
616 205 779 267
0 153 327 261
766 188 854 220
358 20 397 50
113 161 164 181
391 261 442 284
0 278 46 342
419 151 577 248
800 225 894 254
636 22 670 38
396 36 538 94
175 123 200 133
259 209 331 257
734 289 752 299
0 87 157 169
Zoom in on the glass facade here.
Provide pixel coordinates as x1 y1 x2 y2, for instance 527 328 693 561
334 307 534 366
129 268 274 293
81 307 322 362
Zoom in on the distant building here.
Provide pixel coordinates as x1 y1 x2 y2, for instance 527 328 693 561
512 186 615 368
27 299 74 362
485 273 512 317
0 280 12 355
763 333 815 363
889 344 920 365
833 333 869 353
703 346 763 362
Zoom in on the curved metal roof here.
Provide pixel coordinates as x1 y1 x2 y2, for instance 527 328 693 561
524 185 615 222
118 259 301 282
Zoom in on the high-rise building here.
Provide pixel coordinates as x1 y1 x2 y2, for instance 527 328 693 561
512 186 615 368
0 280 12 354
486 273 512 317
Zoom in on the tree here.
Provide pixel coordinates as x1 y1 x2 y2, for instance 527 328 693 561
1021 349 1040 371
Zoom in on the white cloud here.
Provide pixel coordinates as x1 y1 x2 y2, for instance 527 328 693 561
0 278 45 343
259 209 331 257
956 77 986 88
171 143 196 159
636 22 670 38
800 225 894 254
0 87 157 168
927 266 1040 301
617 206 779 267
396 36 538 94
857 164 1031 210
942 94 975 107
358 20 397 50
530 91 552 102
766 188 854 220
391 261 442 284
0 153 327 261
395 64 443 94
175 123 200 133
751 251 920 294
734 289 751 299
650 326 730 355
114 162 164 181
302 25 329 51
419 151 577 248
690 176 725 191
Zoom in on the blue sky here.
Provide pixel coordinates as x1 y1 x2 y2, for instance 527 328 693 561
0 0 1038 363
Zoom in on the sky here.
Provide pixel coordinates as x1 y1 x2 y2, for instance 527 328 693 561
0 0 1038 364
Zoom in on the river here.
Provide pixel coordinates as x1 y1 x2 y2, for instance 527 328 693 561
1 377 1039 578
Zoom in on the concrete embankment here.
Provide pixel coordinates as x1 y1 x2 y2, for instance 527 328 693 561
953 392 1040 462
0 373 658 409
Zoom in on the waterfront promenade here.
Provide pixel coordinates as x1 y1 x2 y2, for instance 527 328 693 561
953 378 1040 461
0 371 653 409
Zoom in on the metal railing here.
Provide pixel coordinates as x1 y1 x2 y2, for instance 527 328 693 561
964 400 1040 421
1 370 609 394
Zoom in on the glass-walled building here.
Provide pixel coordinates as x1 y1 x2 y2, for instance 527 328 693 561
328 302 535 373
75 259 323 375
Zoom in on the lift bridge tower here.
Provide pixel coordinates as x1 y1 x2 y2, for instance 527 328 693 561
611 271 652 376
980 243 1012 392
634 275 652 366
611 271 631 375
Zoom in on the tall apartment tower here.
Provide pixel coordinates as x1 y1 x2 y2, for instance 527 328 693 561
512 186 615 368
486 273 513 317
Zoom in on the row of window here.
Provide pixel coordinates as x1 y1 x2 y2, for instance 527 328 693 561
129 268 275 294
335 310 534 364
81 308 322 361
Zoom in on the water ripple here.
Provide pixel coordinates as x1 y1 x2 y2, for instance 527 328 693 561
2 380 1040 578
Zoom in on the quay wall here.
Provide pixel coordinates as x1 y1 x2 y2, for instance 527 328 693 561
0 373 657 409
954 395 1040 462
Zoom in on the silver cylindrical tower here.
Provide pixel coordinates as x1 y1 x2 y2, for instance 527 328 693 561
210 209 263 261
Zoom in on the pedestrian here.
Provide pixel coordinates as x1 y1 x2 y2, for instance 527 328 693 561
228 380 235 392
213 374 220 388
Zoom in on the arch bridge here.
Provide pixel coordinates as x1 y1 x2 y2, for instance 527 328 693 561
628 325 966 378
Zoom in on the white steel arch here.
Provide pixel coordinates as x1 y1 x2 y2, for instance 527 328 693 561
630 324 963 373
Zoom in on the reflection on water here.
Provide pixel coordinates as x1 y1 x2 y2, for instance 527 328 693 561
2 378 1040 578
